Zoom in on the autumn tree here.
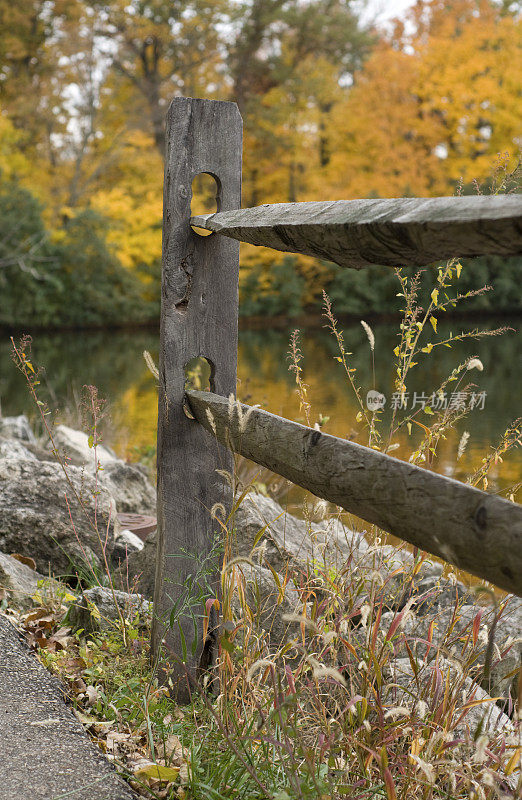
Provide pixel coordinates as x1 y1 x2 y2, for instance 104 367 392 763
89 129 163 282
87 0 227 154
326 0 522 199
0 0 56 148
227 0 372 205
1 0 520 325
0 0 95 170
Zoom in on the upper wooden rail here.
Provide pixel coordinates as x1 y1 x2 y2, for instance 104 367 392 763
192 195 522 269
187 389 522 597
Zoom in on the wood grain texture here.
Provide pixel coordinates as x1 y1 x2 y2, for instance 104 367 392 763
191 195 522 269
152 98 242 700
187 390 522 596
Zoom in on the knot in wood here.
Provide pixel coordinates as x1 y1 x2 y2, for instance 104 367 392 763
165 253 195 306
309 430 322 447
474 504 488 533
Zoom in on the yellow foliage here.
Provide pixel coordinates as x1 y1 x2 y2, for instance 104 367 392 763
242 55 344 206
326 0 521 199
0 0 520 312
90 131 163 272
0 112 29 179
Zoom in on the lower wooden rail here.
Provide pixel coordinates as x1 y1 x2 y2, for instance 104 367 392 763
187 389 522 597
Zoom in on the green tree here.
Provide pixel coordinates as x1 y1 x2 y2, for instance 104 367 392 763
0 178 150 328
0 178 61 326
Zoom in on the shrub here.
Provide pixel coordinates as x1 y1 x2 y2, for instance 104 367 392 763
0 178 154 328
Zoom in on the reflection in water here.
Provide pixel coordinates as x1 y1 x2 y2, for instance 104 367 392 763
0 331 160 458
1 319 521 500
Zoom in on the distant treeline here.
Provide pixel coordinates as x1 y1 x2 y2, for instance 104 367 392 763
1 178 520 330
240 253 522 320
0 181 156 329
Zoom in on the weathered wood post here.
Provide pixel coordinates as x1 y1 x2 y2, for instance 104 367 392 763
152 98 242 700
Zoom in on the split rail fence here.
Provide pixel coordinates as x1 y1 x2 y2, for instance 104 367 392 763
151 97 522 700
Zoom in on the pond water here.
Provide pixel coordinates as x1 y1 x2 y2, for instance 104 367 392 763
1 316 520 509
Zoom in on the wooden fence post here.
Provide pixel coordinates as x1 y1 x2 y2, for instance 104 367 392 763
152 98 242 700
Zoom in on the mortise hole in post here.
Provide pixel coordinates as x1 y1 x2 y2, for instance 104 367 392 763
183 356 215 418
191 173 220 237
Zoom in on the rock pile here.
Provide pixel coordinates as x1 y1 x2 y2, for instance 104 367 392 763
0 416 156 624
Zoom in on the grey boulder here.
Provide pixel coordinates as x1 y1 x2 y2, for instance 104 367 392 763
126 530 157 599
232 493 367 573
385 598 521 706
67 586 152 633
232 495 464 614
47 424 119 468
0 414 36 444
0 551 44 608
43 425 157 516
485 597 521 704
0 457 116 577
404 567 469 615
384 656 516 740
98 460 156 515
112 528 145 563
0 437 38 462
230 562 303 649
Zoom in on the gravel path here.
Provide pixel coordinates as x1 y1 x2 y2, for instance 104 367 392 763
0 614 137 800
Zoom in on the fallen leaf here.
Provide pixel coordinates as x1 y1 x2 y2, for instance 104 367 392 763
71 677 87 695
53 625 71 638
63 656 87 673
10 554 37 571
91 720 115 734
85 685 99 706
47 627 72 651
24 608 52 624
106 730 133 754
73 709 96 727
163 734 185 761
135 763 180 783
